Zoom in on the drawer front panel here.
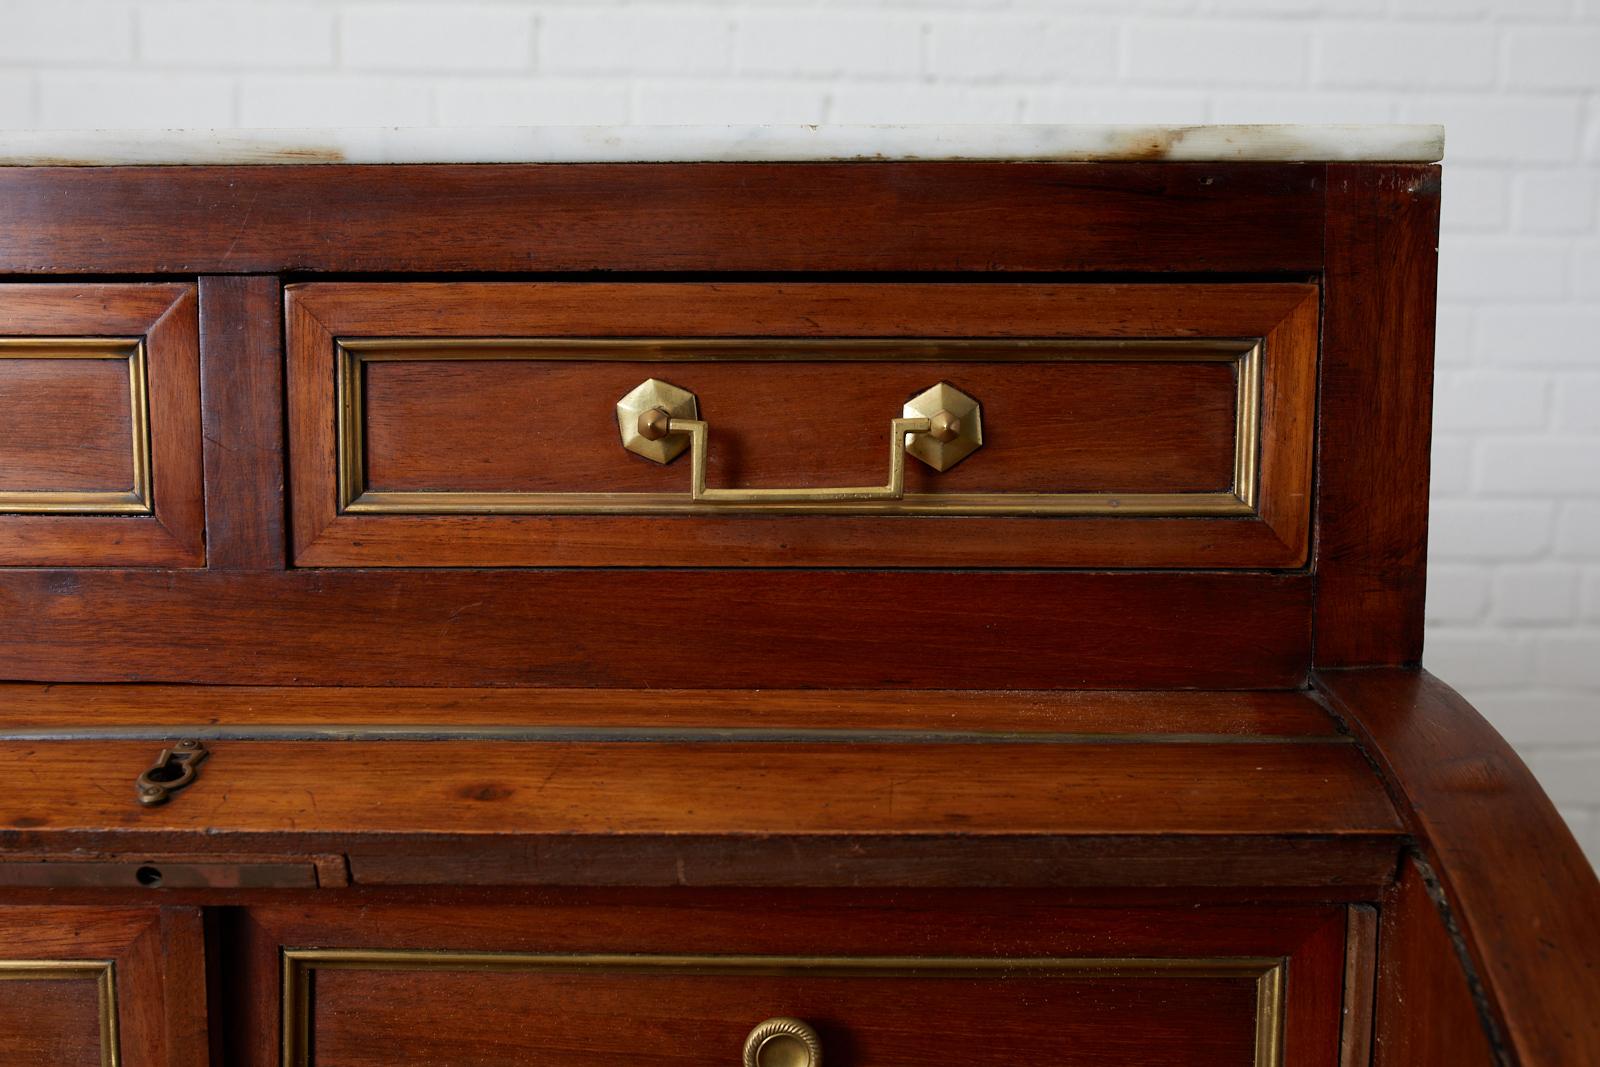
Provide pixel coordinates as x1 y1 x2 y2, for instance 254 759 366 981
289 283 1317 568
349 341 1248 508
0 965 114 1067
0 906 201 1067
287 952 1274 1067
242 898 1350 1067
0 285 204 566
0 344 144 503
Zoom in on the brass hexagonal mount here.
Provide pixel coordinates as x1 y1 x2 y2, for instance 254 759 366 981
617 378 699 464
904 381 983 472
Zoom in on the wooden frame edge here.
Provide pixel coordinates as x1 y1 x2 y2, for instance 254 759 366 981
1313 164 1441 666
1315 667 1600 1065
288 281 1320 570
0 283 204 568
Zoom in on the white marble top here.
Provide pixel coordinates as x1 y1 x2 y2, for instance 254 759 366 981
0 125 1443 166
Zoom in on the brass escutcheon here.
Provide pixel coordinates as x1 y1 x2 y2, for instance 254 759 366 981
136 740 209 807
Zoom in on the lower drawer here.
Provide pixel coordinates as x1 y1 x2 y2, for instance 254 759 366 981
236 894 1358 1067
289 952 1276 1066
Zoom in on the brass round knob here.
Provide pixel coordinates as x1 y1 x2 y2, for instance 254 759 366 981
743 1017 821 1067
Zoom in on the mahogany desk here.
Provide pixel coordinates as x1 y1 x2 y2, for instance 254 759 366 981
0 124 1594 1066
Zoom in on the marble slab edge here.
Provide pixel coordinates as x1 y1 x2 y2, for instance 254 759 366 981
0 124 1445 166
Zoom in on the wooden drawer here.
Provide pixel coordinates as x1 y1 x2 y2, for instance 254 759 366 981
288 282 1316 568
239 896 1356 1067
0 906 204 1067
0 285 203 566
289 953 1279 1066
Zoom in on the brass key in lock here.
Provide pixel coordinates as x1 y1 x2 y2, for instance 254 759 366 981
136 740 209 807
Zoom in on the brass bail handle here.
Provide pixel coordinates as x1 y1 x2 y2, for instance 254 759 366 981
616 379 983 504
743 1017 822 1067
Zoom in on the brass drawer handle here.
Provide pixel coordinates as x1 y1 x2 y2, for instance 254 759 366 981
743 1017 822 1067
617 379 982 504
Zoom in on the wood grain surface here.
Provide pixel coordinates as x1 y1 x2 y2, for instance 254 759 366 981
1372 860 1496 1066
0 568 1313 688
307 965 1263 1066
1314 165 1440 667
0 739 1400 838
4 159 1553 1065
0 684 1346 737
0 356 133 492
1319 668 1600 1066
198 277 285 570
0 284 204 567
0 162 1325 274
0 975 104 1067
0 735 1402 890
0 906 205 1067
360 357 1238 493
230 896 1348 1067
289 280 1317 569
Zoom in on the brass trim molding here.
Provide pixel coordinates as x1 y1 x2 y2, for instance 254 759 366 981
1254 953 1287 1067
333 338 1263 517
282 948 1285 1066
0 338 152 515
0 959 121 1067
0 723 1357 744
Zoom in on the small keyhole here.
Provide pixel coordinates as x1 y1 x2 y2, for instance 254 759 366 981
135 865 163 888
144 763 185 783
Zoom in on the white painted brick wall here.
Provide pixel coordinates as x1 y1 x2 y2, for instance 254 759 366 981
0 3 132 65
0 0 1597 866
342 6 535 73
139 4 335 69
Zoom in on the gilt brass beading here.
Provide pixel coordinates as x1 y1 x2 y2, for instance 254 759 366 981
335 338 1262 516
0 959 120 1067
281 949 1286 1067
0 338 153 516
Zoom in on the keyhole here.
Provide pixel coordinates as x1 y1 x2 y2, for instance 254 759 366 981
135 865 163 888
